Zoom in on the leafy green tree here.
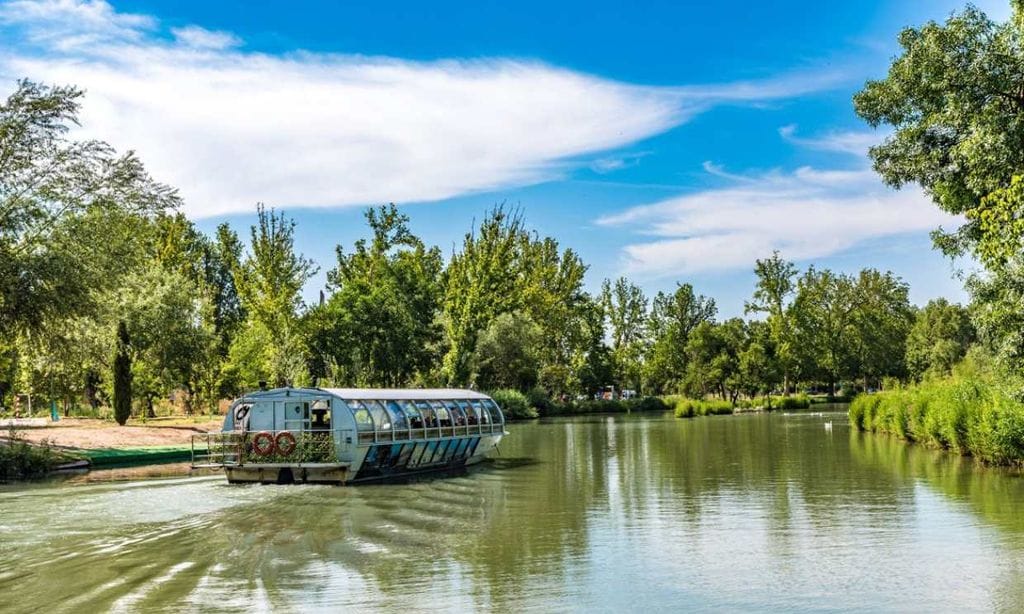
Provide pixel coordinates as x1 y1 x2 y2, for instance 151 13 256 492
470 311 543 391
601 277 648 393
854 4 1024 257
112 321 132 425
966 264 1024 370
571 294 615 397
683 318 746 402
645 283 717 394
737 321 778 402
0 80 178 338
227 205 316 388
315 205 443 386
442 206 588 388
906 298 976 379
849 269 914 390
745 251 797 394
791 267 857 395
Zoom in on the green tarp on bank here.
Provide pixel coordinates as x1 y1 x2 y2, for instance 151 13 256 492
76 444 202 467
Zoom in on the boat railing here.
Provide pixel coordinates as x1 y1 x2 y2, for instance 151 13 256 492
191 429 338 467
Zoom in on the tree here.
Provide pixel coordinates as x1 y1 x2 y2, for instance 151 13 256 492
112 321 132 425
745 251 797 394
906 298 976 379
849 269 913 390
645 283 717 394
0 80 178 338
227 205 316 388
441 206 588 389
601 277 648 393
854 4 1024 258
315 205 443 386
470 311 543 391
790 267 857 395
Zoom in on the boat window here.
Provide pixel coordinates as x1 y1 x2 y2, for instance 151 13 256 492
363 400 392 430
402 401 424 429
384 401 408 429
431 401 451 426
416 401 437 427
481 399 504 424
444 400 466 426
456 400 479 425
311 399 332 430
470 400 490 424
346 399 374 431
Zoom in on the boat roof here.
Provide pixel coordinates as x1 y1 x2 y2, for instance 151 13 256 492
321 388 491 401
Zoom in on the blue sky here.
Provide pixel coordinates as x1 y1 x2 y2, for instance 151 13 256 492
1 0 1010 315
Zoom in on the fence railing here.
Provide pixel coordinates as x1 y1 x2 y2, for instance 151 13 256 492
191 430 337 466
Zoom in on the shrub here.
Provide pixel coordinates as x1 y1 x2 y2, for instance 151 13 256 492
848 374 1024 466
674 398 734 418
489 389 538 420
774 394 811 410
525 387 553 414
0 427 62 481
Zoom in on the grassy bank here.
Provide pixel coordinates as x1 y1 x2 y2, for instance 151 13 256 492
0 428 72 481
849 377 1024 466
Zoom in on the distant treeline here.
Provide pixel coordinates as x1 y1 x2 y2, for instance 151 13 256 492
0 80 981 421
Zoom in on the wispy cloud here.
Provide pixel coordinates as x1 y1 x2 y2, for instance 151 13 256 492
598 128 959 277
778 124 883 156
0 0 856 218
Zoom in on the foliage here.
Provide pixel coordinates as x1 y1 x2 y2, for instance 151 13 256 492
489 389 538 420
313 205 442 386
471 312 543 391
442 206 587 388
905 299 975 379
227 205 316 388
0 80 178 339
601 277 648 393
112 321 132 426
853 5 1024 258
849 362 1024 466
645 283 716 394
0 426 64 480
673 398 735 418
745 251 797 393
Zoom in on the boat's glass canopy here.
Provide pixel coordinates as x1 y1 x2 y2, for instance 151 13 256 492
324 388 504 432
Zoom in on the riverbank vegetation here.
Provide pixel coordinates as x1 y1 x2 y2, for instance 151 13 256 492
849 355 1024 465
844 1 1024 464
0 428 65 481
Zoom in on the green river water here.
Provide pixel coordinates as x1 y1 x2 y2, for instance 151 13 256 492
3 408 1024 612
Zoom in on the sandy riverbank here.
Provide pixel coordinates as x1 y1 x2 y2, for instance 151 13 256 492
4 417 223 449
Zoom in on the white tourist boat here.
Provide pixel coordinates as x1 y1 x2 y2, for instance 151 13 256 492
191 387 507 484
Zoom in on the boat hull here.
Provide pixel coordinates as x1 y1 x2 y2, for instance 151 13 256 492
222 433 503 485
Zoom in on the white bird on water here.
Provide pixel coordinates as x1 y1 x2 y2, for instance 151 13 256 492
824 421 833 431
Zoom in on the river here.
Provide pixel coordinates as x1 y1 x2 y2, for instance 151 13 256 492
2 408 1024 612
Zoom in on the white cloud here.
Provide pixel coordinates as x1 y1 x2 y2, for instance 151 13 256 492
779 124 884 156
0 0 853 218
170 26 241 50
598 160 960 278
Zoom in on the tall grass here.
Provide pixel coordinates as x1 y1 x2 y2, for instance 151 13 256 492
673 398 735 418
849 376 1024 466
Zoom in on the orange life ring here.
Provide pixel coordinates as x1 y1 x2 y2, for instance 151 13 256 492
275 431 297 457
252 431 276 456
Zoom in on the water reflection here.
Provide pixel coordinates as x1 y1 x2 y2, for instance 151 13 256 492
2 410 1024 611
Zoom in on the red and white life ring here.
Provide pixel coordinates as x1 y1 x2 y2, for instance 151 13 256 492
252 431 275 456
275 431 297 457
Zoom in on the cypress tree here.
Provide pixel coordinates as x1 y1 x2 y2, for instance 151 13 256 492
113 320 133 426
